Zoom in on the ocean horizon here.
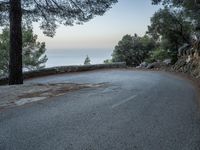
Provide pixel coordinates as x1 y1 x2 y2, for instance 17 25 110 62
45 49 113 68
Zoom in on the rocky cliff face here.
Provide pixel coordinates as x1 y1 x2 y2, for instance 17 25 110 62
173 53 200 78
174 34 200 78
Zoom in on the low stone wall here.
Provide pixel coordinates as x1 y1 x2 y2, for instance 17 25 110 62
0 62 126 85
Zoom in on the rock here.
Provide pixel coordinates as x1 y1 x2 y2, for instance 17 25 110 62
147 62 165 69
186 56 192 63
173 58 186 70
173 56 200 78
136 62 148 69
141 62 148 67
147 63 156 69
136 66 141 69
178 43 190 56
163 59 172 65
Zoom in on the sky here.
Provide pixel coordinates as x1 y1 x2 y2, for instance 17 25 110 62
33 0 161 52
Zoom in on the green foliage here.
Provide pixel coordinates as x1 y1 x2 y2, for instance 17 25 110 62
112 34 156 66
152 0 200 20
151 0 200 34
22 28 48 70
150 1 200 64
148 48 170 62
84 55 91 65
147 5 194 62
0 29 9 76
0 27 47 76
0 0 118 37
104 59 113 64
148 8 192 50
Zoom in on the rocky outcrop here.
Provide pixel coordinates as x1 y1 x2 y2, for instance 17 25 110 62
173 55 200 78
136 59 172 70
173 33 200 78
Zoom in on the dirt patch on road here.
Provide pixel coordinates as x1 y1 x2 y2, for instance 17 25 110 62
18 83 104 98
0 83 106 110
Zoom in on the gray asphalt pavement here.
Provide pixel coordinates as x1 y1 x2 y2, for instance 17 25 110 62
0 69 200 150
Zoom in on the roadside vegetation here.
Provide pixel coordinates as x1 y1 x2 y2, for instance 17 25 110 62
112 34 156 66
109 0 200 69
0 27 47 76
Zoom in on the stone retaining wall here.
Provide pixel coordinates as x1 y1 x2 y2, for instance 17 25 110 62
0 62 126 85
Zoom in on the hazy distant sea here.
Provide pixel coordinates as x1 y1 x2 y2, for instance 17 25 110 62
45 49 113 68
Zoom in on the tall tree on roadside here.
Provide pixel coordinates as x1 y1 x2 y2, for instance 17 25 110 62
149 0 199 61
147 8 192 54
0 0 117 85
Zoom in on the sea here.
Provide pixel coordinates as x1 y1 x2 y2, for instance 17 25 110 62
45 49 113 68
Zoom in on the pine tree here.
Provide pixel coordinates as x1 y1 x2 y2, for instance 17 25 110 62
0 27 48 76
84 55 91 65
0 0 117 84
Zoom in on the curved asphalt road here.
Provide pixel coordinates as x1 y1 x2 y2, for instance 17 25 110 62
0 69 200 150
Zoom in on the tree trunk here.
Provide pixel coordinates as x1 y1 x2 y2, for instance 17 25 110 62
9 0 23 85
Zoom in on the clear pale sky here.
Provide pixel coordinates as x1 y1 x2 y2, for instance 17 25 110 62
33 0 161 52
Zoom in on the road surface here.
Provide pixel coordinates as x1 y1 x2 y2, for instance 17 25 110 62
0 69 200 150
